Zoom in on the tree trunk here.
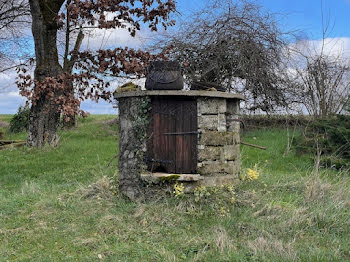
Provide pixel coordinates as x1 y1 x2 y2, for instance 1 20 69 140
28 0 65 147
28 98 61 147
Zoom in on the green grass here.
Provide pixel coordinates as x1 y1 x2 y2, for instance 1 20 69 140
0 115 349 261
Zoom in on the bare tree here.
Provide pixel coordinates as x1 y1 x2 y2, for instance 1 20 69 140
289 52 349 117
0 0 31 74
0 0 29 30
286 8 350 118
153 0 289 112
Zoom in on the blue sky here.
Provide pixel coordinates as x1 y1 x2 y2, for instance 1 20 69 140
0 0 349 114
256 0 350 39
176 0 350 39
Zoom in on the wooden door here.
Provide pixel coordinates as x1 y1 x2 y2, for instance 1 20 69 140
146 97 198 174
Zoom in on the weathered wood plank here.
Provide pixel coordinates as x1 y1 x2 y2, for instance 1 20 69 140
148 97 198 174
0 140 26 145
0 142 26 149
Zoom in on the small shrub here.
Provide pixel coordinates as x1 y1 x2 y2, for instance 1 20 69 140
294 115 350 169
192 184 237 216
9 106 30 133
320 156 350 170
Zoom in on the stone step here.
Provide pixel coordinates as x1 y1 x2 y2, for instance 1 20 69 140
141 173 203 183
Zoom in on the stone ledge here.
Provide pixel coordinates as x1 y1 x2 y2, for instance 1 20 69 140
141 173 203 184
114 90 244 100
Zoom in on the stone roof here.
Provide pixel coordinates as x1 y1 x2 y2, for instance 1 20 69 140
114 90 244 100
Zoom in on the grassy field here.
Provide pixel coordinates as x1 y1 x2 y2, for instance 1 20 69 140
0 115 349 261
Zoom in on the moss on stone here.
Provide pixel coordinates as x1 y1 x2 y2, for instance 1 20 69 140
115 82 141 94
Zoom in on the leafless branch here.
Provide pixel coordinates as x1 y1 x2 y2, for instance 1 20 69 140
0 0 31 75
152 0 291 113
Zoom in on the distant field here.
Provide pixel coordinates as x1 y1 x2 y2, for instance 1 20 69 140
0 115 349 261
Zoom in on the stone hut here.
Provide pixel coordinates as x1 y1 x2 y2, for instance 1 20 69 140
114 89 244 200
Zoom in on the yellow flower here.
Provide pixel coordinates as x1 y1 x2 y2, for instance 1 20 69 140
246 166 259 180
173 182 184 197
220 206 230 217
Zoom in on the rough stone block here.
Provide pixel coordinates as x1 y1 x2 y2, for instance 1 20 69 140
128 151 135 159
227 123 240 133
233 132 240 144
223 145 238 161
198 98 226 114
199 175 240 187
227 100 239 114
198 160 240 175
199 131 238 146
198 144 205 150
180 175 241 193
198 115 219 130
218 113 227 132
226 114 240 132
123 149 130 158
198 146 222 161
119 117 133 130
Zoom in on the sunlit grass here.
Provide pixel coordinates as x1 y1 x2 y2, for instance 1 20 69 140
0 114 349 261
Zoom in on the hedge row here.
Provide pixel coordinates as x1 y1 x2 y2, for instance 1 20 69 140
240 114 350 170
240 115 311 130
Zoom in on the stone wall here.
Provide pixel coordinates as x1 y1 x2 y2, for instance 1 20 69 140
197 98 241 186
118 96 150 200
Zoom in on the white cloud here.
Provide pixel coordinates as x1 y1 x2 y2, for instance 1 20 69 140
0 70 18 91
7 91 21 97
80 13 156 51
82 27 152 51
81 11 159 50
0 90 26 114
290 37 350 61
0 69 27 113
